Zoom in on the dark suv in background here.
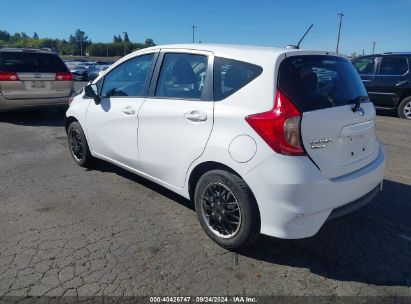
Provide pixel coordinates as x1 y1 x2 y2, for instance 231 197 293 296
352 52 411 119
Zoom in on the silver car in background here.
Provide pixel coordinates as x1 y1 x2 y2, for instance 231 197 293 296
0 48 74 111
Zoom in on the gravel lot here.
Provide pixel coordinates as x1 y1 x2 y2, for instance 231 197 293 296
0 102 410 297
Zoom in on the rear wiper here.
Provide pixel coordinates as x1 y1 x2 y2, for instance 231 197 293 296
351 96 369 113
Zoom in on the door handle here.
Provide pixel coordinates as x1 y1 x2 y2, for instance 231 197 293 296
184 111 207 122
396 80 408 87
361 79 371 83
122 106 135 115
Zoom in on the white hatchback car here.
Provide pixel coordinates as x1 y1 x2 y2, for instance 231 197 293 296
66 44 385 249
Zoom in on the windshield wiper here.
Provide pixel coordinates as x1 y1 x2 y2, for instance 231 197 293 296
351 96 369 113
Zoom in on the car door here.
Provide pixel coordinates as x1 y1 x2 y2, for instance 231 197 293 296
85 52 158 169
371 56 409 108
352 56 378 101
137 50 214 188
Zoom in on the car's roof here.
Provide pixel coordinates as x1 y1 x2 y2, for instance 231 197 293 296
0 47 57 54
133 43 342 63
149 43 283 53
355 52 411 58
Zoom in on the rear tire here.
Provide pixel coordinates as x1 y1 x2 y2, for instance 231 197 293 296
67 121 94 168
397 96 411 120
194 170 260 249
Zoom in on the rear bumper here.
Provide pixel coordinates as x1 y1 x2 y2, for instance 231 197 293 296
326 184 380 222
0 94 71 111
244 144 386 239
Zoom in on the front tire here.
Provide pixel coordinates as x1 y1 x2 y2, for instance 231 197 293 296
194 170 260 249
398 96 411 120
67 121 94 168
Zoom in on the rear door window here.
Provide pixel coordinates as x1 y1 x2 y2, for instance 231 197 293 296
0 52 68 73
278 55 367 112
379 56 408 75
155 53 208 100
214 57 262 101
353 57 377 75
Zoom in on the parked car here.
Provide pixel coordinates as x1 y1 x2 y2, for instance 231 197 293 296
0 48 74 111
352 52 411 119
69 64 89 81
65 44 385 249
88 64 111 82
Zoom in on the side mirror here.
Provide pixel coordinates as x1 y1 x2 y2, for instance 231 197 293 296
84 84 101 104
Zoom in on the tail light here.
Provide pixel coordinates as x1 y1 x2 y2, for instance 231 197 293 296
245 89 305 156
0 72 20 81
55 72 73 81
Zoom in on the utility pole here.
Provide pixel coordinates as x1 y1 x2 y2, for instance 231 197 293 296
336 12 344 53
362 49 365 56
191 25 197 43
122 31 127 56
80 41 83 57
372 41 376 54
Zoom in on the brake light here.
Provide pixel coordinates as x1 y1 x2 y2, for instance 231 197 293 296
245 89 305 156
55 72 73 81
0 72 20 81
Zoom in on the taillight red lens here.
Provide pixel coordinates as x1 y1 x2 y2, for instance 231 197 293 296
55 72 73 81
0 72 20 81
245 89 305 156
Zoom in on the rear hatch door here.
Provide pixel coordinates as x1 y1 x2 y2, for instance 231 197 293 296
0 51 71 99
278 52 380 179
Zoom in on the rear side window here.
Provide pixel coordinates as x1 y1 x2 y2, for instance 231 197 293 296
214 57 262 101
0 52 68 73
353 57 376 75
278 55 367 112
379 57 408 75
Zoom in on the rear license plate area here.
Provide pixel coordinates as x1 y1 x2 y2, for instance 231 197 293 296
342 134 373 161
32 81 45 89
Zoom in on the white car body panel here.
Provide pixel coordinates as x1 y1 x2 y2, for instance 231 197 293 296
85 96 144 169
66 44 386 240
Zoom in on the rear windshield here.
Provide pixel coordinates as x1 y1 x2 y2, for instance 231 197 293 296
278 55 367 112
0 52 68 73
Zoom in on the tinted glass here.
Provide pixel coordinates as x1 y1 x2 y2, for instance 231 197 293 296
155 53 208 99
0 52 68 73
278 55 368 112
353 57 376 74
214 57 263 101
379 57 408 75
101 54 154 97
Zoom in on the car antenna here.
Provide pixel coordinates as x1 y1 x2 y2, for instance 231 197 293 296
286 24 314 49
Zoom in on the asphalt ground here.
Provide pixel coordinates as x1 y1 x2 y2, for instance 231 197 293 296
0 92 410 298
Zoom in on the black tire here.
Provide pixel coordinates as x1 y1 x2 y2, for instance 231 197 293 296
82 73 88 82
397 96 411 120
194 170 260 249
67 121 94 168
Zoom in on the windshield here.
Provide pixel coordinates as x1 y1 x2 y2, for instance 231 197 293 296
278 55 368 112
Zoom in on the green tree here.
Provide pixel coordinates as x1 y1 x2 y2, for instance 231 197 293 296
124 32 130 42
0 30 11 41
144 38 155 47
69 29 91 56
113 35 122 43
33 32 39 40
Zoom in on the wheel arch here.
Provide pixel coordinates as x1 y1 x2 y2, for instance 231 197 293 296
65 116 78 134
187 161 259 211
399 89 411 105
